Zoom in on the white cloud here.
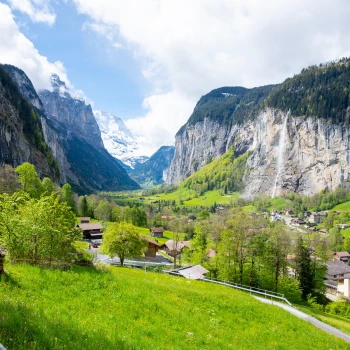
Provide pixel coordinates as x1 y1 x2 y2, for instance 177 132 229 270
7 0 56 25
125 92 194 156
71 0 350 154
0 3 68 90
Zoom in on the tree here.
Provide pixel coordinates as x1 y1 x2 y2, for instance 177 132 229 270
100 222 146 266
94 200 111 222
131 205 147 227
0 193 81 265
15 162 42 198
78 196 89 217
198 209 210 221
190 224 208 264
0 164 19 194
294 237 315 299
41 177 55 195
61 183 76 213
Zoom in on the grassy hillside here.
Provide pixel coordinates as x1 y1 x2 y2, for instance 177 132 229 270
1 264 349 349
181 147 249 194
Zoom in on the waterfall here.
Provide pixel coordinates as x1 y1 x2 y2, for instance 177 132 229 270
271 113 289 198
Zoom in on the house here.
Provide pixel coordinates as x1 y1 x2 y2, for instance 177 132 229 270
175 265 209 280
150 227 164 238
319 229 328 235
291 218 306 226
309 212 323 224
79 217 90 224
143 237 161 258
304 211 312 218
284 209 294 216
324 260 350 299
78 222 103 240
308 227 318 232
187 215 197 223
161 240 190 257
333 251 350 264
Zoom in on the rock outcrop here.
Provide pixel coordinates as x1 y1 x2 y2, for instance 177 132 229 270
0 65 58 180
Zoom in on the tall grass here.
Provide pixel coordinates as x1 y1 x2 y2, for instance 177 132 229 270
0 264 349 349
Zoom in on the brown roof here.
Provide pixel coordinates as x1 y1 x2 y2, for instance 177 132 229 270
142 236 161 247
78 223 103 230
207 249 216 258
163 240 190 251
151 227 164 233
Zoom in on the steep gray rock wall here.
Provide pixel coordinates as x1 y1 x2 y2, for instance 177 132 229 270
168 108 350 197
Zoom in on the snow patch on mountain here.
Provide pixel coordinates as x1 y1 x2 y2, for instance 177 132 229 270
94 110 149 168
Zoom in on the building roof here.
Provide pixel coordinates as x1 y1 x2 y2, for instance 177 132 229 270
142 236 161 247
78 223 103 231
177 265 209 279
207 249 216 258
150 227 165 233
326 261 350 277
333 251 350 258
79 217 90 221
163 240 190 251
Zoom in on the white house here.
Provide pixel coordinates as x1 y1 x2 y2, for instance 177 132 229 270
324 261 350 299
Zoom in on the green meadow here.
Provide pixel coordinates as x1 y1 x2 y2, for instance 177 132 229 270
332 201 350 212
1 264 349 350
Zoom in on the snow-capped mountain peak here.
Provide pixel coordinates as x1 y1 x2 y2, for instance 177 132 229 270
94 110 149 168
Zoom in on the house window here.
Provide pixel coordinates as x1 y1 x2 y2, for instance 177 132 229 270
338 279 344 285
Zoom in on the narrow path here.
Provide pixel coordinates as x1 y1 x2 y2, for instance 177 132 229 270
255 296 350 343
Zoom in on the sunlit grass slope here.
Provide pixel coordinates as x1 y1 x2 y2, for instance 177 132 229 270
0 264 349 350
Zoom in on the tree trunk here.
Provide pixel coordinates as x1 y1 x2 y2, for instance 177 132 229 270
0 252 5 274
120 257 124 267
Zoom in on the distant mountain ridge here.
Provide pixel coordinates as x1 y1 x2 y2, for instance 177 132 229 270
94 110 149 168
128 146 175 188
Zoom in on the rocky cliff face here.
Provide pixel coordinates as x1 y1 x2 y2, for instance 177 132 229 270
3 65 139 193
168 108 350 197
0 65 58 180
4 65 71 183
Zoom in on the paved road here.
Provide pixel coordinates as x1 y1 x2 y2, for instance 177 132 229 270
255 296 350 343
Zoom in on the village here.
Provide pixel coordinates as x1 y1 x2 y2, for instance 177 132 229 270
76 207 350 301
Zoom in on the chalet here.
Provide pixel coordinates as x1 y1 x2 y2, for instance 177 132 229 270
333 251 350 264
187 215 197 223
175 265 209 280
143 237 161 258
324 261 350 299
78 222 103 240
308 227 318 232
304 211 312 218
161 240 190 257
150 227 164 238
79 217 90 224
319 229 328 235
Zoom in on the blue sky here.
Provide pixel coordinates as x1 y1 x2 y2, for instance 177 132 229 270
11 1 147 119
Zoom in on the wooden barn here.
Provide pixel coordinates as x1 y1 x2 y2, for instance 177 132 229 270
143 237 161 258
78 222 103 240
150 227 164 238
79 217 91 224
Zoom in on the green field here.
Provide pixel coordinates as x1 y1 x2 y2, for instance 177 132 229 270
1 264 349 349
332 201 350 212
109 189 239 207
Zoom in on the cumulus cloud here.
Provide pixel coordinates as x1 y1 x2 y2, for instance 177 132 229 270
0 3 68 90
7 0 56 25
71 0 350 153
125 92 194 155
